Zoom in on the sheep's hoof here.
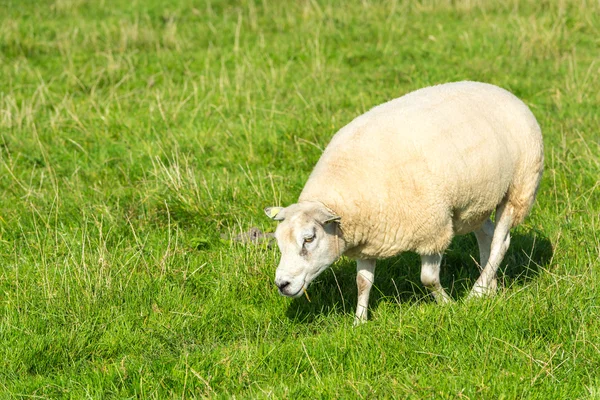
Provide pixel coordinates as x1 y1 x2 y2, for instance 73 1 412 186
433 291 452 304
467 283 497 299
353 316 367 327
466 290 484 300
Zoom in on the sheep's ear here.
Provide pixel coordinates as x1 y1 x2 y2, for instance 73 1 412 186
264 206 285 221
315 207 341 225
323 215 341 224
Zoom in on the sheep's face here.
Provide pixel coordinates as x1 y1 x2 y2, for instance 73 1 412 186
265 202 343 298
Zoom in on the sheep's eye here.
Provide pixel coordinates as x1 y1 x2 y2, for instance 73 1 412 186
304 235 315 244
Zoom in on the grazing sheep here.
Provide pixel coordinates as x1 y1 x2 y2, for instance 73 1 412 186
265 81 544 324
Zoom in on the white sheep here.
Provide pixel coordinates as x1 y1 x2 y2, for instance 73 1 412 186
265 81 544 324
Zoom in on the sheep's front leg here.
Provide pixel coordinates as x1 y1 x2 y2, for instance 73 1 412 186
354 259 376 326
420 253 451 303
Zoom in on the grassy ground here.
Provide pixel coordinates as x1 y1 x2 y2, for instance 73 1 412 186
1 0 599 398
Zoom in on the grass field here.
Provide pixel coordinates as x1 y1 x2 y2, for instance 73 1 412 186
1 0 599 397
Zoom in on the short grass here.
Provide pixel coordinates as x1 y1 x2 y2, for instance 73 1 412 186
1 0 599 398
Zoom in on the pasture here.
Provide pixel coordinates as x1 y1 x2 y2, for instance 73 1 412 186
1 0 599 397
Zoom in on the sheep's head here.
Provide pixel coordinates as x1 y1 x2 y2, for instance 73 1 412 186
265 201 343 298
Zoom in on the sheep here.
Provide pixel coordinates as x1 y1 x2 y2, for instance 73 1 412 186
265 81 544 324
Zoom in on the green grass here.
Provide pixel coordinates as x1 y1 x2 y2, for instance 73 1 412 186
1 0 599 397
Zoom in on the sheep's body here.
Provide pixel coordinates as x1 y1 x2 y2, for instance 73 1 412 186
267 81 543 324
299 81 543 259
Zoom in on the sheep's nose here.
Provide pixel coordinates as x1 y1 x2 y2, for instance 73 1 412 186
276 280 290 292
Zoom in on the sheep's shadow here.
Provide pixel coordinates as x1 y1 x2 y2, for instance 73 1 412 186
285 228 553 323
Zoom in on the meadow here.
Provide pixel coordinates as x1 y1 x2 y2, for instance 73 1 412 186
1 0 599 397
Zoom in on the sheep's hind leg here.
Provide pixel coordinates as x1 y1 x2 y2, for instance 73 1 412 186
469 203 513 298
420 253 451 303
474 218 497 292
354 259 376 326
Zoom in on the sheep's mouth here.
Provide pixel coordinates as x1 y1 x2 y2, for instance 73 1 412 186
280 266 327 298
289 287 304 298
280 280 307 298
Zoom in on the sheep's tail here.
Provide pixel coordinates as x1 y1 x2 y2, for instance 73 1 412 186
506 122 544 228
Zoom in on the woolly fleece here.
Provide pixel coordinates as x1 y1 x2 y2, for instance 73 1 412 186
298 81 544 259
